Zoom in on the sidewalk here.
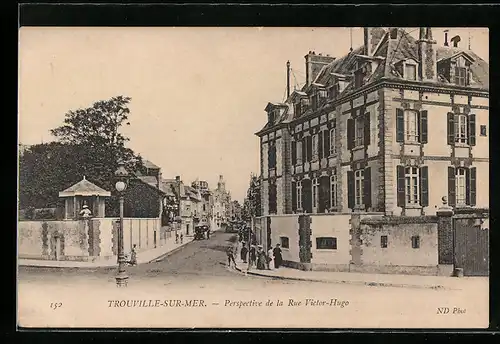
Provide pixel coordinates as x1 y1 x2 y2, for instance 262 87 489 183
18 237 194 268
232 258 478 290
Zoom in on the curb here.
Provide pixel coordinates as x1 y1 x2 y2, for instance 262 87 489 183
148 240 193 263
233 265 456 290
149 231 220 263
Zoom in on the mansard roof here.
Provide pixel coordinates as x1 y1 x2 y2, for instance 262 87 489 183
258 28 489 135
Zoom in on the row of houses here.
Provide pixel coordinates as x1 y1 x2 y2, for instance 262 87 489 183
252 27 489 276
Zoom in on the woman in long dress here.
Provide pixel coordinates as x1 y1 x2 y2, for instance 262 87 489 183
256 246 266 270
267 247 274 270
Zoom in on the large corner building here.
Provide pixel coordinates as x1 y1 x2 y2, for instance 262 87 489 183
256 27 489 217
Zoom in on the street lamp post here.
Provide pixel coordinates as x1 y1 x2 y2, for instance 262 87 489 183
115 161 130 287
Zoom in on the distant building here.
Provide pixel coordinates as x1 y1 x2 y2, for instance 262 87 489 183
210 175 231 230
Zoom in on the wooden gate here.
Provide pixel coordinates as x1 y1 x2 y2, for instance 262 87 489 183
454 212 489 276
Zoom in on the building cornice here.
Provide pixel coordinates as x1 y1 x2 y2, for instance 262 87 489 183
258 78 488 134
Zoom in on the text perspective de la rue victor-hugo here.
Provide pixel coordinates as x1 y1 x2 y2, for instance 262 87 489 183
107 298 351 309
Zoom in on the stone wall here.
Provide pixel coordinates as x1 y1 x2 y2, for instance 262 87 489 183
18 217 162 262
254 210 457 276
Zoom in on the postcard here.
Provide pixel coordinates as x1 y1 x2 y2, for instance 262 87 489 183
17 27 489 329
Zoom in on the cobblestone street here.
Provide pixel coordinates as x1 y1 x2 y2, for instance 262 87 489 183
18 232 488 328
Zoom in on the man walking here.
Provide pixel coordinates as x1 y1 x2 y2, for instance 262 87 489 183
226 244 236 268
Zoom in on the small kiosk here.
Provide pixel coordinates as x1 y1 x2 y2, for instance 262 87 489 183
59 176 111 219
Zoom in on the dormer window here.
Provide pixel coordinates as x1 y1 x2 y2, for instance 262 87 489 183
405 64 417 81
294 102 302 117
268 111 276 124
437 53 474 87
354 68 365 88
455 67 467 86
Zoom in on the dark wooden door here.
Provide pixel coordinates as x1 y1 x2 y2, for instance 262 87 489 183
454 217 489 276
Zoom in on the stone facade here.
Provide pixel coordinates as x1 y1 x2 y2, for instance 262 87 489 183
256 27 489 218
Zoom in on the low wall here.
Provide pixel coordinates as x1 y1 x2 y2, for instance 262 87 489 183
253 211 453 276
18 217 162 262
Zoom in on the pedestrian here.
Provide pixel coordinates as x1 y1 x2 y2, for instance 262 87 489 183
256 245 267 270
273 243 283 269
240 242 248 263
249 245 257 267
175 233 179 244
128 244 137 266
206 228 210 239
79 204 92 219
180 233 184 244
226 244 236 268
267 246 274 270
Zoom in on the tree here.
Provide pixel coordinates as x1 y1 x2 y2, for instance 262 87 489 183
50 95 143 187
19 96 143 214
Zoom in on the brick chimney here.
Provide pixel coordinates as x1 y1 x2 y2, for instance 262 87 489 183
305 51 335 86
363 27 386 56
418 27 437 82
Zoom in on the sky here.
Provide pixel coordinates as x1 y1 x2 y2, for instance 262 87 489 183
18 27 488 203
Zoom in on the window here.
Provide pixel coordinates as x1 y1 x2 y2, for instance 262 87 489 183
405 64 417 81
455 114 468 144
390 28 398 39
411 236 420 249
329 128 336 155
316 237 337 250
296 181 302 210
355 169 364 206
404 110 419 142
480 125 487 136
405 167 419 205
355 116 365 147
268 142 277 169
455 67 467 86
381 235 388 248
330 174 338 208
294 102 302 117
354 68 364 88
203 204 206 211
268 112 276 124
312 94 320 110
280 236 290 249
456 168 467 206
312 134 319 160
312 178 319 209
296 141 303 164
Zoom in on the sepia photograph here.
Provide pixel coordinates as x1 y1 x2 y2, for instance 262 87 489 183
17 26 489 329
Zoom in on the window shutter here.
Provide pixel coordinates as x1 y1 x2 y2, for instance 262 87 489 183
323 129 330 157
302 137 306 163
292 181 297 212
447 112 455 145
291 140 297 165
364 112 370 146
306 136 312 161
448 166 456 207
347 171 355 209
348 118 356 150
325 176 331 210
469 167 476 206
397 165 406 207
465 168 470 206
318 131 323 159
419 166 429 207
363 167 372 209
468 114 476 146
396 108 405 143
420 110 428 144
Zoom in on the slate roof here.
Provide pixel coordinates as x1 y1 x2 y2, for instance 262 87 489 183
258 28 489 133
143 159 160 170
137 175 158 187
59 177 111 197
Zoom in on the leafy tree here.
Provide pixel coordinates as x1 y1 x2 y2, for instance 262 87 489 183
19 96 143 215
